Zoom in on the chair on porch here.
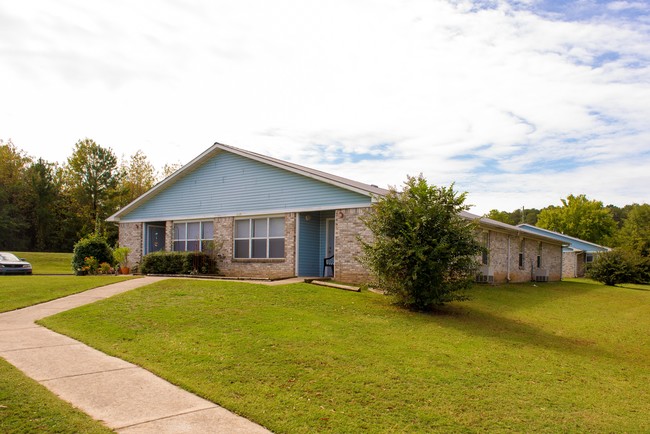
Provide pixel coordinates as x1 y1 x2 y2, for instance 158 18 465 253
323 255 334 277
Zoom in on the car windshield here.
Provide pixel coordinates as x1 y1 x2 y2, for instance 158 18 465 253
0 253 20 261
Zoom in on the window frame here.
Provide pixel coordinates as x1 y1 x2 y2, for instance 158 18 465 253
234 216 285 259
173 220 214 252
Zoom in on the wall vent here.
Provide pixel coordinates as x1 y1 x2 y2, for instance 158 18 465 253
476 274 494 284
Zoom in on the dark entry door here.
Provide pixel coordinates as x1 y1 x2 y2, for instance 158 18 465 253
147 225 165 253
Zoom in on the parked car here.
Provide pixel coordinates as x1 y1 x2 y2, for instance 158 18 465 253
0 252 33 275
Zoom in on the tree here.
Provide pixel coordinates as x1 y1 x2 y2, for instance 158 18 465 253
615 204 650 256
117 150 156 207
159 162 183 181
0 139 32 250
485 208 539 225
537 194 616 245
360 175 483 310
24 158 58 251
65 138 121 236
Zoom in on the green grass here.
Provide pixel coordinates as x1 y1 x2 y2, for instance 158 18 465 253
40 279 650 433
0 276 136 313
0 358 113 434
12 252 73 275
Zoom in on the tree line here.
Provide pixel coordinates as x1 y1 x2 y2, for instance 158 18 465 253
0 138 180 252
486 195 650 257
2 136 648 259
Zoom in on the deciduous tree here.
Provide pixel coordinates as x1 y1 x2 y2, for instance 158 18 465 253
65 138 121 236
0 139 31 250
537 194 616 245
615 204 650 256
117 149 156 206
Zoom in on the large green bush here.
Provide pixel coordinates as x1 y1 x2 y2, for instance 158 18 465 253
140 251 218 275
72 235 114 275
587 249 650 286
360 175 483 310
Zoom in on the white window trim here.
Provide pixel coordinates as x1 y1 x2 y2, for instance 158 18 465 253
173 220 214 252
234 215 285 259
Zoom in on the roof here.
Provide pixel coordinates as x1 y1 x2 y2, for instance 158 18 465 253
106 142 571 247
108 142 388 222
516 224 611 253
459 211 566 245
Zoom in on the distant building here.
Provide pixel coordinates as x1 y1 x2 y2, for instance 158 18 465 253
517 224 611 278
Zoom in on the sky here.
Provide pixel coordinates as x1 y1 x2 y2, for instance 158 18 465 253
1 0 649 215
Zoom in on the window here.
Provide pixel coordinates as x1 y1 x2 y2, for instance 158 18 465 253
585 254 594 263
234 216 285 259
518 239 525 269
481 231 490 265
173 221 214 252
537 242 542 268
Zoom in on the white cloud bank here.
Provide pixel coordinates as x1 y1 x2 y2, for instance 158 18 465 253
1 0 649 214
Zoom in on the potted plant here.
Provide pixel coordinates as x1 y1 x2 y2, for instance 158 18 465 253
113 246 132 274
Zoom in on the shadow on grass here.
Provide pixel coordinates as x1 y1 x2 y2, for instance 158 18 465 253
463 280 607 312
615 284 650 291
430 304 613 360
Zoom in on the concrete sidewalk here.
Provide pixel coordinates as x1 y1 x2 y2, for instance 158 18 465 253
0 276 270 433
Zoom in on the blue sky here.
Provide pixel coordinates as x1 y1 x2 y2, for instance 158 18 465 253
1 0 649 214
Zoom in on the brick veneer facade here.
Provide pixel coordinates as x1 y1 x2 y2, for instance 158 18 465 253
334 207 374 283
214 213 297 279
118 222 142 268
562 251 586 278
480 231 563 283
118 208 562 284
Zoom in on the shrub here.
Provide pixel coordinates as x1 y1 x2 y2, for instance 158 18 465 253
139 251 218 275
99 262 113 274
587 249 650 285
72 235 114 275
360 175 482 310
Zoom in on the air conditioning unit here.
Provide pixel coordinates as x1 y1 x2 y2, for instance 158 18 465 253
476 274 494 284
535 275 548 282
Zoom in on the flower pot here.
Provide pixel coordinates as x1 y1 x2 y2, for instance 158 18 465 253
120 266 131 275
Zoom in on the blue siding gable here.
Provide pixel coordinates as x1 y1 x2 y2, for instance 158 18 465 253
122 151 372 221
518 224 610 253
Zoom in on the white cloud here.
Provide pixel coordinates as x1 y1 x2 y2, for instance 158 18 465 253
607 1 648 12
1 0 649 213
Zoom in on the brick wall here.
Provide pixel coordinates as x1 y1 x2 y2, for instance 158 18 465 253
165 221 173 252
334 207 374 284
563 251 577 278
118 222 142 267
214 213 296 279
478 231 563 283
563 251 586 278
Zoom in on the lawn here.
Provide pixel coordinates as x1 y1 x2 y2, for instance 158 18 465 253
0 276 136 313
0 358 113 434
12 252 73 275
0 273 132 433
39 278 650 433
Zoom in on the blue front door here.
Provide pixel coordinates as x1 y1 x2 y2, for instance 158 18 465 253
147 225 165 253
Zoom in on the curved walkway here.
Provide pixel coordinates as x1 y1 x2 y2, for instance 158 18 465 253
0 276 270 433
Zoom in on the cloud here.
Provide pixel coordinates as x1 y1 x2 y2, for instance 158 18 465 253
607 1 648 12
1 0 649 214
